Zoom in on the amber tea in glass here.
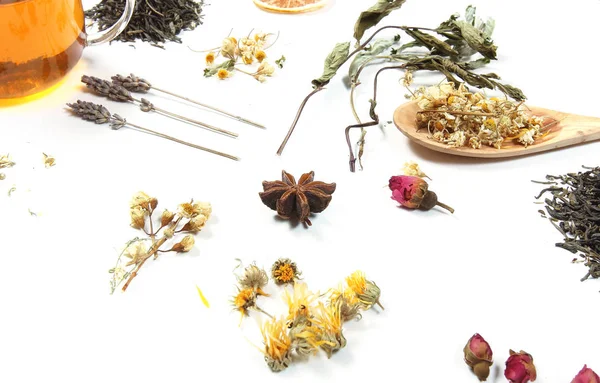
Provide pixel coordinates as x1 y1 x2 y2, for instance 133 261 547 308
0 0 135 99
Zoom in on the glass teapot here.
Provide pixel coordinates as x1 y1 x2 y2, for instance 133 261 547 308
0 0 135 99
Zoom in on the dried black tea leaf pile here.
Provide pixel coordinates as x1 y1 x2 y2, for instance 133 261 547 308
85 0 205 46
535 166 600 284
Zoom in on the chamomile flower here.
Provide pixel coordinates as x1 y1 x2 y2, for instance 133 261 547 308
217 68 230 80
205 52 215 64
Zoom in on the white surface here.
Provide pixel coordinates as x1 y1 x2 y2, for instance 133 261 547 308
1 0 599 382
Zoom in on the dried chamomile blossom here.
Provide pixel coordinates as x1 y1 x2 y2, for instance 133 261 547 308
283 282 317 328
328 285 362 322
130 191 157 211
414 82 548 149
180 214 209 232
260 317 293 372
237 263 269 296
345 270 384 311
403 161 430 180
170 235 195 253
202 30 282 83
0 154 15 169
232 287 271 326
310 302 346 359
0 173 5 181
43 153 55 168
271 258 302 285
130 206 146 229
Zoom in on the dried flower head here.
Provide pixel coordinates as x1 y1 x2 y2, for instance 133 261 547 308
345 270 383 310
130 206 146 229
271 258 301 285
43 153 56 168
0 173 5 181
464 333 493 381
217 68 230 80
233 287 257 323
0 154 15 169
289 324 320 358
220 38 237 59
181 214 209 232
177 201 211 219
131 191 157 211
242 53 254 65
205 52 215 64
237 264 269 295
283 282 317 327
389 175 454 213
124 242 149 266
403 161 429 179
329 285 362 322
310 302 346 359
260 317 292 372
255 50 267 62
171 235 195 253
161 210 175 226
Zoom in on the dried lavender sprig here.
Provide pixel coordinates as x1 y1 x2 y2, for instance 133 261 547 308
66 100 239 161
112 73 266 129
81 75 238 138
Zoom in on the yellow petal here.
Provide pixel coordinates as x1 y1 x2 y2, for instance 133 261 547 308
195 285 210 308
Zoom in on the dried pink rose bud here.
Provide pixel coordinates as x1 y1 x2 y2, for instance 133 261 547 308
505 350 537 383
463 333 493 381
571 365 600 383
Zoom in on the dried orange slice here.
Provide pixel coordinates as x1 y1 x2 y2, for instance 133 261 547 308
252 0 327 14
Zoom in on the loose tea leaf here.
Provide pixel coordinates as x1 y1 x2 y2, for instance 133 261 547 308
312 42 351 87
353 0 407 42
85 0 205 46
535 166 600 285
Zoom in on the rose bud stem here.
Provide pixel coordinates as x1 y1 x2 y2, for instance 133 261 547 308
420 191 454 214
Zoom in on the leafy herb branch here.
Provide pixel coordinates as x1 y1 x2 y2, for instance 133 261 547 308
276 0 527 172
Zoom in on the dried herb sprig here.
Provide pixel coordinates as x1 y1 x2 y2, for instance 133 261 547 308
81 75 238 138
535 166 600 286
276 2 525 172
67 100 239 161
109 192 212 293
85 0 204 47
111 73 265 129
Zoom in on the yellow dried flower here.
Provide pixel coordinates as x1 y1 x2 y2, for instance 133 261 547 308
271 258 301 285
260 317 292 372
0 173 5 181
310 302 346 358
242 54 254 65
255 50 267 62
257 61 275 76
232 287 271 326
178 201 211 219
329 285 362 322
130 191 157 211
0 154 15 169
403 161 430 180
217 68 229 80
220 38 237 59
130 206 146 229
346 270 383 310
172 235 195 253
205 52 215 64
283 282 317 327
43 153 55 168
181 214 208 232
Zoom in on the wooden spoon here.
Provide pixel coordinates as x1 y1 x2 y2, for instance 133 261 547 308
393 101 600 158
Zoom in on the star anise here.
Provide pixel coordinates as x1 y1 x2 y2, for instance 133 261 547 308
259 170 336 226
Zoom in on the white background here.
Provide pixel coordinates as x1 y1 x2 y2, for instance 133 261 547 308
1 0 599 381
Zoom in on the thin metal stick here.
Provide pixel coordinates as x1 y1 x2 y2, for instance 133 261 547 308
151 86 266 129
126 122 239 161
132 98 239 138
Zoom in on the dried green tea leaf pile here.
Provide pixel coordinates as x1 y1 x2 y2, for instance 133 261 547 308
85 0 204 46
414 83 548 149
232 260 383 372
535 166 600 284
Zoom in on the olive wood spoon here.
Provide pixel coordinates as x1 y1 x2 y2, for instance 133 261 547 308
393 101 600 158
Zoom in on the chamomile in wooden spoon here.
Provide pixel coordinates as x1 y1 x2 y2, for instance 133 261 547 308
252 0 327 13
393 84 600 158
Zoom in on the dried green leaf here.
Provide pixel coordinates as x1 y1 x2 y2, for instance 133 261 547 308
463 57 490 70
312 42 351 88
204 60 234 77
465 5 476 25
348 38 396 81
275 55 286 69
353 0 407 42
453 20 497 59
404 28 458 56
